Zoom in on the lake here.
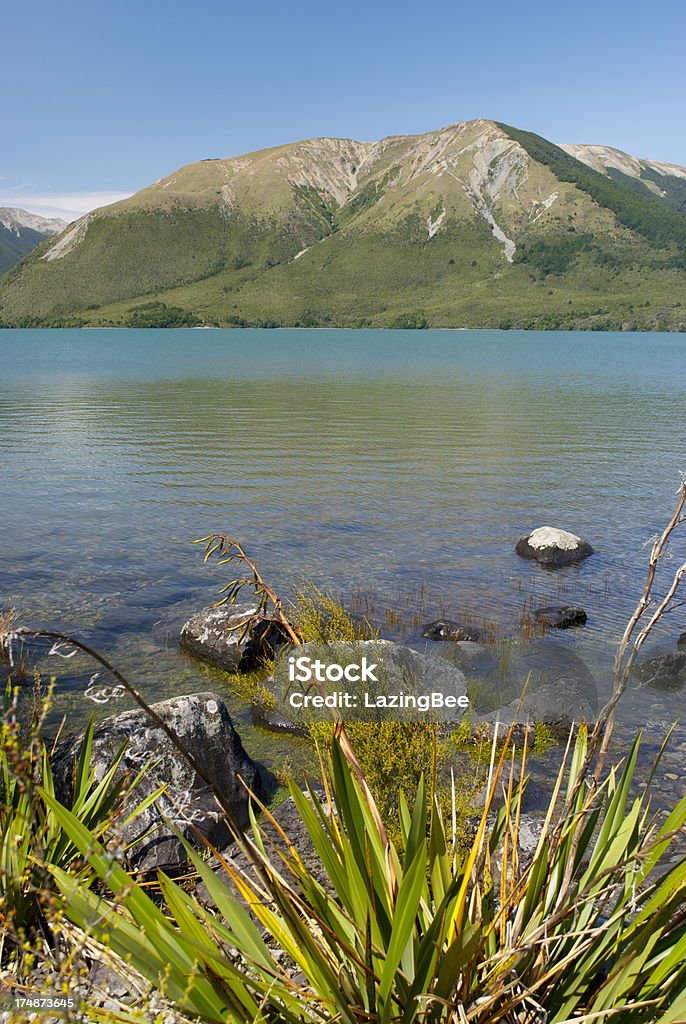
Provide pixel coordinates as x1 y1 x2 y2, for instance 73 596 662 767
1 328 685 782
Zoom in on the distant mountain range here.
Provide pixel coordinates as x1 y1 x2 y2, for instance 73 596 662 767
2 120 686 330
0 208 66 276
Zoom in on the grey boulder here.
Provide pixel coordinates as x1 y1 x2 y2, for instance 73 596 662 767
441 640 498 676
476 639 598 726
483 678 596 728
196 794 328 909
52 692 260 873
516 527 594 567
180 602 288 672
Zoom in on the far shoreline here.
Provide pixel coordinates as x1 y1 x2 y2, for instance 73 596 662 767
2 324 686 335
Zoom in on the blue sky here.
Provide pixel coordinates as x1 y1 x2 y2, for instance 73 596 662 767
2 0 685 220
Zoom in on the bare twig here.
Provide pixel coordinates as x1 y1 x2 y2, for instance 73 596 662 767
553 475 686 912
0 626 245 835
196 534 302 645
593 474 686 773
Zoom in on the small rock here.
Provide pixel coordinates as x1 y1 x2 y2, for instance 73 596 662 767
464 811 545 867
88 962 137 1001
422 620 483 642
516 527 594 567
52 692 261 873
534 605 587 629
677 631 686 647
180 602 289 672
517 815 545 860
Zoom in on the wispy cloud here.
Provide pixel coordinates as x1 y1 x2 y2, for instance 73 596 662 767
0 189 133 223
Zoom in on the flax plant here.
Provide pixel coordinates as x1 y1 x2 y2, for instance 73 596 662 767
43 722 686 1023
0 683 157 963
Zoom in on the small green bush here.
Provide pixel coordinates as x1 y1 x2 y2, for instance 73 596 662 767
290 584 377 644
124 301 201 328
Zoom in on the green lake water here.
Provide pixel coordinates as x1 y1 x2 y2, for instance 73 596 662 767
1 328 685 781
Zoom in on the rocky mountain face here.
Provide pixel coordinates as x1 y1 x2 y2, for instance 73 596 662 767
1 120 685 330
560 145 686 213
0 207 66 275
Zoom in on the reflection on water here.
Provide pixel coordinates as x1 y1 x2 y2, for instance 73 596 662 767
1 328 685 775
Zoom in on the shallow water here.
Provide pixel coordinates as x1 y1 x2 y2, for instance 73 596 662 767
1 328 685 783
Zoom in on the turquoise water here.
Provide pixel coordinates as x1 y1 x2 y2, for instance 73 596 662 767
1 328 685 762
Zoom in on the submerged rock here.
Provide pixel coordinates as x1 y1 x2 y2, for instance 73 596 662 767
677 631 686 647
443 640 498 676
634 650 686 691
534 605 587 629
52 692 261 873
482 678 596 729
476 639 598 726
422 619 483 642
180 602 288 672
516 527 594 567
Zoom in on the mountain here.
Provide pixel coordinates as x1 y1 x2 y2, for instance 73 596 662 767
2 120 686 331
0 208 66 276
560 145 686 215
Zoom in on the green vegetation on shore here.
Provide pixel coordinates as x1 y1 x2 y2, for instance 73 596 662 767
2 690 685 1023
2 484 686 1021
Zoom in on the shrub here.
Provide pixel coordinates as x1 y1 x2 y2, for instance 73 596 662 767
389 313 429 329
290 584 377 644
124 301 201 328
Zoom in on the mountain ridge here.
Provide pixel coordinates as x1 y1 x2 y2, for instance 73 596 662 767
0 207 66 276
561 144 686 184
2 119 685 331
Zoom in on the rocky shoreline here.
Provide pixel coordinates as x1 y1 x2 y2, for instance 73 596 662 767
34 521 686 882
5 519 686 1021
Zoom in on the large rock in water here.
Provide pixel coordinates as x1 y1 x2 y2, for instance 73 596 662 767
516 527 594 567
52 693 261 873
441 640 498 676
180 602 288 672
